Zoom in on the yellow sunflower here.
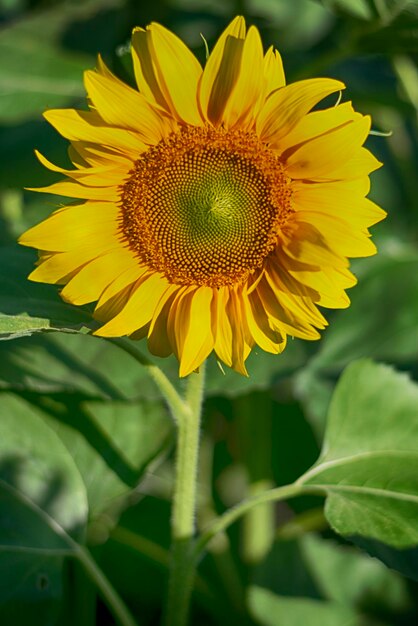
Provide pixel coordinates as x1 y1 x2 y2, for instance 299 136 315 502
19 16 385 377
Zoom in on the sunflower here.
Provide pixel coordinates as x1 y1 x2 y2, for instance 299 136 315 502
19 16 385 377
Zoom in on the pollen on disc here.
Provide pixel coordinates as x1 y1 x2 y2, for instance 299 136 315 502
121 125 293 288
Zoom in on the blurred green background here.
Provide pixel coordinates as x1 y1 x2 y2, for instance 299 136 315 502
1 0 418 625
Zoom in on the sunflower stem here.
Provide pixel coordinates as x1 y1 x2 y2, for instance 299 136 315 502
164 363 206 626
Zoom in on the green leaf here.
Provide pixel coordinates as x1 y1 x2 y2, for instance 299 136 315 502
35 395 173 531
248 586 359 626
0 393 88 620
0 246 93 339
300 359 418 547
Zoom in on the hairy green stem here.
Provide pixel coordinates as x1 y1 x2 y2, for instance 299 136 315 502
194 483 325 558
164 364 206 626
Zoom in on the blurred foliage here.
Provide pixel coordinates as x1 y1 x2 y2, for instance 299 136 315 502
1 0 418 625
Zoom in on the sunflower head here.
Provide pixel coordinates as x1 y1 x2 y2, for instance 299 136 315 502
19 16 385 377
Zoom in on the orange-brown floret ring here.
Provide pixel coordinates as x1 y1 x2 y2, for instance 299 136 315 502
120 125 293 288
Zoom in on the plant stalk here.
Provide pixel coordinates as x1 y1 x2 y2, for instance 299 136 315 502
164 364 206 626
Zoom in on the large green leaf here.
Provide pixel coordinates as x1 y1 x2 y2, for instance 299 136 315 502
0 334 154 399
0 393 88 622
0 246 93 339
299 360 418 547
35 395 173 530
0 552 64 626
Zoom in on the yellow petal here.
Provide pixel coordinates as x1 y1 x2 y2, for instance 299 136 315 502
292 177 387 228
226 287 253 375
198 16 246 125
268 252 320 302
28 179 120 201
34 150 128 187
264 46 285 93
264 266 328 328
84 67 170 142
19 202 120 252
28 240 120 284
277 101 359 153
292 176 370 198
44 109 146 158
295 213 377 257
174 287 214 377
131 27 169 110
222 25 264 128
256 77 345 143
147 285 179 358
256 276 322 340
60 248 140 305
70 142 134 168
166 286 189 360
282 221 349 267
145 23 203 126
285 115 371 179
242 287 284 353
213 287 233 368
253 46 286 117
318 147 382 180
291 270 352 309
94 264 148 321
278 249 353 309
95 272 170 337
94 282 136 324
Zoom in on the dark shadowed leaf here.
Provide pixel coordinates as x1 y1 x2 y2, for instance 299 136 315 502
36 395 173 532
0 246 93 339
252 533 408 620
0 393 88 622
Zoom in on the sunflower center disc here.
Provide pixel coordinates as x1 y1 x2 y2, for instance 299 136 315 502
121 126 292 288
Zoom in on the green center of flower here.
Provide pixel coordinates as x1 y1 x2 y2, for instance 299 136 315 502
121 126 292 288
